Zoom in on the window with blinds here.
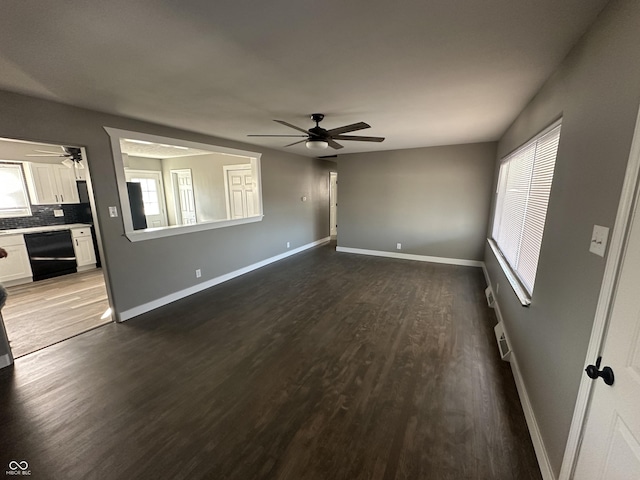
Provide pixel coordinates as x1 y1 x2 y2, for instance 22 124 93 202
0 163 32 218
491 122 561 298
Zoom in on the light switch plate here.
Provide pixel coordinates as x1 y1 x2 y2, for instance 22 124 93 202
589 225 610 257
53 209 64 217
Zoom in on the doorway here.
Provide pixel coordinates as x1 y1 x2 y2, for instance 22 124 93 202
125 169 169 228
330 172 338 239
0 137 112 358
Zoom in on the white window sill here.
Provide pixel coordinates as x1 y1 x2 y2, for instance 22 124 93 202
487 239 531 307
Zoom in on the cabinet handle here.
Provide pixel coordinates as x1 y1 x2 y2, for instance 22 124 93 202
55 194 59 202
61 194 64 202
75 239 79 246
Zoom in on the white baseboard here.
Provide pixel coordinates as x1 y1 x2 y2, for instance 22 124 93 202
335 246 484 268
481 263 491 287
507 344 556 480
0 353 13 369
118 237 330 322
486 269 555 480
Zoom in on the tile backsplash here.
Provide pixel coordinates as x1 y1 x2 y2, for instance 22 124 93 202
0 203 93 230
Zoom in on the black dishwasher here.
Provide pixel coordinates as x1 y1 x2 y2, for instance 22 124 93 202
24 230 77 281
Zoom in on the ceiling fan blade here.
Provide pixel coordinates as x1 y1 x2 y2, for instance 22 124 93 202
274 120 310 135
25 153 64 157
332 135 385 142
326 122 370 136
284 139 307 147
247 134 307 137
327 139 344 150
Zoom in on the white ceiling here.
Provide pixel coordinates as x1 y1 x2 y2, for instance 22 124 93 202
0 0 608 156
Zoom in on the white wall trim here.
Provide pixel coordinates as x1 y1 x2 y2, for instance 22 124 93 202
559 105 640 479
118 237 330 321
481 262 490 287
507 344 556 480
336 246 484 268
485 269 555 480
0 353 13 370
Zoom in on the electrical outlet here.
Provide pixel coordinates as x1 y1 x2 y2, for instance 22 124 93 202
108 206 118 217
53 209 64 217
397 243 402 250
195 269 202 278
286 242 290 248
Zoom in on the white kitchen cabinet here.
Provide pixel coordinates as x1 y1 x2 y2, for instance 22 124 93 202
74 164 87 181
23 163 80 205
0 234 33 286
71 227 96 270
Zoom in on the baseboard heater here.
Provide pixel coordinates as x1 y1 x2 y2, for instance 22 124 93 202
494 322 511 362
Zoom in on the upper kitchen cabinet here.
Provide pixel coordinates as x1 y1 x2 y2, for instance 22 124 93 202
23 162 79 204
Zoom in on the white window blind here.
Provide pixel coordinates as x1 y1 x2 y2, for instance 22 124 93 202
492 123 561 296
0 163 32 218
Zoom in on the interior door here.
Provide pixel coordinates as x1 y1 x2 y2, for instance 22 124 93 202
173 169 196 225
224 165 257 219
125 170 168 228
573 200 640 477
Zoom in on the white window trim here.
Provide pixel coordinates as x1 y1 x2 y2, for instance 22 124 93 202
0 162 32 218
104 127 264 242
488 238 531 306
489 119 562 306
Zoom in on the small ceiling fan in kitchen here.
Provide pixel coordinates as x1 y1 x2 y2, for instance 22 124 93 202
248 113 385 150
26 146 85 169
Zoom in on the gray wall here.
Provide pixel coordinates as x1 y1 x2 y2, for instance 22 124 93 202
337 143 497 261
483 0 640 475
0 89 334 318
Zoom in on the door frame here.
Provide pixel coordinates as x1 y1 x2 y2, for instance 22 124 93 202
329 171 337 238
560 105 640 478
124 169 169 228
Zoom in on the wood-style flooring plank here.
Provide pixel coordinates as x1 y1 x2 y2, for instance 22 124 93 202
2 268 110 357
0 245 541 480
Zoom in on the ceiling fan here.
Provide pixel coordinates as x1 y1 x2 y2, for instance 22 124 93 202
248 113 385 150
26 146 85 168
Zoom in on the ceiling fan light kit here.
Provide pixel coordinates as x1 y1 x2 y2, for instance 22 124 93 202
306 139 329 150
249 113 385 151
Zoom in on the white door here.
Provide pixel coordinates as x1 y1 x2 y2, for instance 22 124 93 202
573 196 640 477
224 165 257 219
173 169 197 225
125 170 168 228
330 172 338 238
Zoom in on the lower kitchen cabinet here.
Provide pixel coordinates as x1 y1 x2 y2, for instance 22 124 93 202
71 227 96 270
0 234 33 286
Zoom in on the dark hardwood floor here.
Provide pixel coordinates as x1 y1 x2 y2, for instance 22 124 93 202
2 269 110 357
0 245 541 480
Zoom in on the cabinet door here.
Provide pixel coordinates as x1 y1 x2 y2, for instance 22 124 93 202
55 166 80 204
74 164 87 181
73 236 96 267
25 163 59 204
0 244 33 283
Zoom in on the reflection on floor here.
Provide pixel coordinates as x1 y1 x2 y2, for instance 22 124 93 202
2 269 110 357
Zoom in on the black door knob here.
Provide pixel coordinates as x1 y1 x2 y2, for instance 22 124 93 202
585 356 614 386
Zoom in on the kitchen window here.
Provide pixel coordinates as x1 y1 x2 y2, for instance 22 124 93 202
489 120 561 305
0 163 32 218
